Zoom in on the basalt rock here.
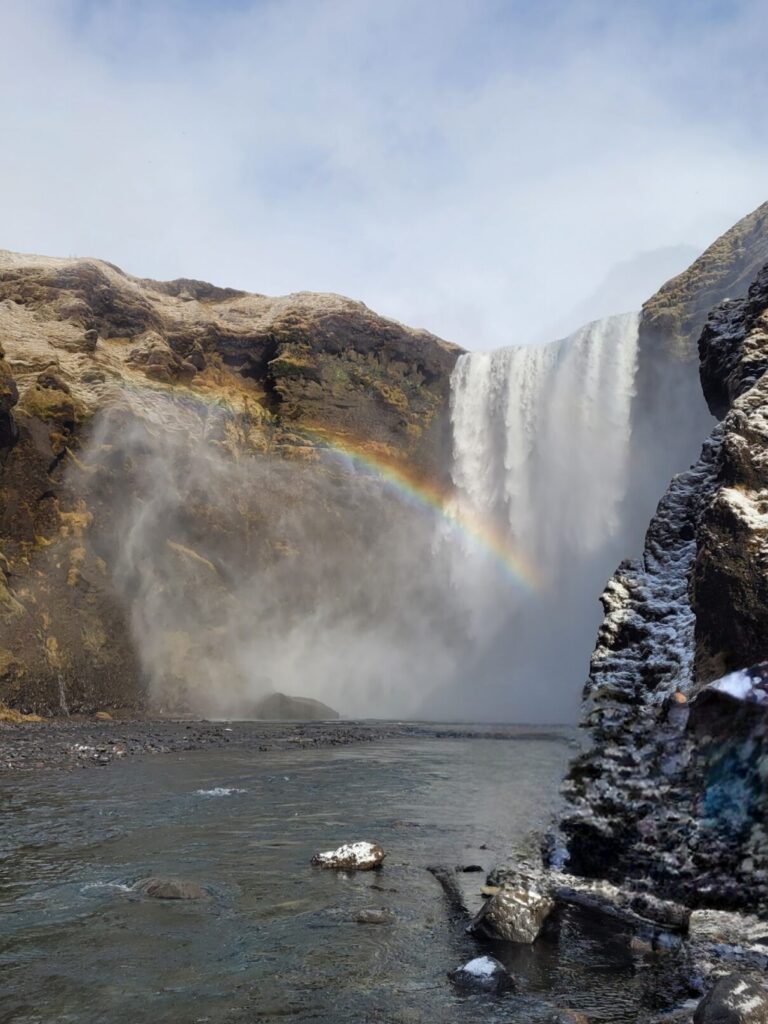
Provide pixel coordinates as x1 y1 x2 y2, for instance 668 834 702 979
693 975 768 1024
311 841 385 870
447 955 516 994
627 201 768 542
562 260 768 914
470 880 554 943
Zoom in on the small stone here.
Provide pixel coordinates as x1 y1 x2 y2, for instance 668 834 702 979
311 841 385 871
693 974 768 1023
447 955 515 994
94 711 112 721
630 935 655 955
550 1011 590 1024
137 877 209 900
354 908 395 925
457 864 484 873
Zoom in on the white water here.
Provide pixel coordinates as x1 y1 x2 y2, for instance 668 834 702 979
451 312 639 575
444 312 640 719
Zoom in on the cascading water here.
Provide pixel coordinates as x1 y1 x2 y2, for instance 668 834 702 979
444 312 640 721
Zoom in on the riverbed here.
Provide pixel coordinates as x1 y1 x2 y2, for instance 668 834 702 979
0 731 689 1022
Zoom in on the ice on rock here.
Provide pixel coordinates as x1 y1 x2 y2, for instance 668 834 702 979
311 841 385 871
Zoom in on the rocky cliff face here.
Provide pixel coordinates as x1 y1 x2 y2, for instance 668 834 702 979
627 202 768 543
0 251 461 714
562 264 768 915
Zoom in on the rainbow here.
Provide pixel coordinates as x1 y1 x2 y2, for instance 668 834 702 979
103 375 540 592
298 426 540 593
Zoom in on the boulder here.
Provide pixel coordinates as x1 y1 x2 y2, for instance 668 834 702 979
137 877 209 900
252 691 339 721
693 975 768 1023
311 841 385 871
447 955 515 994
469 883 554 943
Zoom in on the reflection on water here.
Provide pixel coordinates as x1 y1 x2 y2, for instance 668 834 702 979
0 734 685 1023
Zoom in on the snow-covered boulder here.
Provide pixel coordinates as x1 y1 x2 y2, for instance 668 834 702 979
470 882 554 943
447 955 515 994
693 974 768 1023
311 841 385 871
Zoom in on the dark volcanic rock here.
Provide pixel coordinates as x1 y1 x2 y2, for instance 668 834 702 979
693 975 768 1024
469 878 554 943
311 841 385 870
447 955 516 994
628 202 768 541
562 258 768 914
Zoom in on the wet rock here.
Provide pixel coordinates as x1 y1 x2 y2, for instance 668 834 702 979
311 841 385 871
469 882 554 943
354 908 395 925
693 974 768 1023
137 877 209 900
447 955 515 994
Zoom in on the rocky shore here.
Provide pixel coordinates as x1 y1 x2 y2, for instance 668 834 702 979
0 717 572 772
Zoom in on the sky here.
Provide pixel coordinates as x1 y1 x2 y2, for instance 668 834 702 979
1 0 767 350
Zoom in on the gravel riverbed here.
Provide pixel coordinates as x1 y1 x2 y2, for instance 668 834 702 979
0 717 573 771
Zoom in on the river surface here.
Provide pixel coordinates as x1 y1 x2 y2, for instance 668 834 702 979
0 730 687 1023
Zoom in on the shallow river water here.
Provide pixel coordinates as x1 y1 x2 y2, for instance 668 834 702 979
0 731 688 1023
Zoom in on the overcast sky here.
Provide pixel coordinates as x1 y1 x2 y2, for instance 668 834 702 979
1 0 766 349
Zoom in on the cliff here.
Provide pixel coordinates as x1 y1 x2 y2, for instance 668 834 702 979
627 202 768 542
562 263 768 914
0 251 461 714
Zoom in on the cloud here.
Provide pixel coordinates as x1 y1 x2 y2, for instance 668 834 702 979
1 0 766 348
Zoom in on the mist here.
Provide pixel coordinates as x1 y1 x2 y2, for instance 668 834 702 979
72 402 478 720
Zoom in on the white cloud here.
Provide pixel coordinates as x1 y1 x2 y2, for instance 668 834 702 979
0 0 766 349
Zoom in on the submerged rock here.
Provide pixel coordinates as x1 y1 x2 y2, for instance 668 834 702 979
693 974 768 1023
311 841 385 871
469 882 554 943
447 955 515 994
354 908 395 925
137 877 209 900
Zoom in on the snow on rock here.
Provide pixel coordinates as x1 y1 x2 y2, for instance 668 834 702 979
561 263 768 913
708 666 768 705
310 841 385 871
469 880 554 943
693 974 768 1024
447 955 515 994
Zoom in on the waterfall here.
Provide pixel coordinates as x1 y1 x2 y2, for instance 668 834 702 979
444 312 640 721
451 311 639 583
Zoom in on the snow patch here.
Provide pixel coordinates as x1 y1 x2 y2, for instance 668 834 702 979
195 787 247 797
461 956 498 978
